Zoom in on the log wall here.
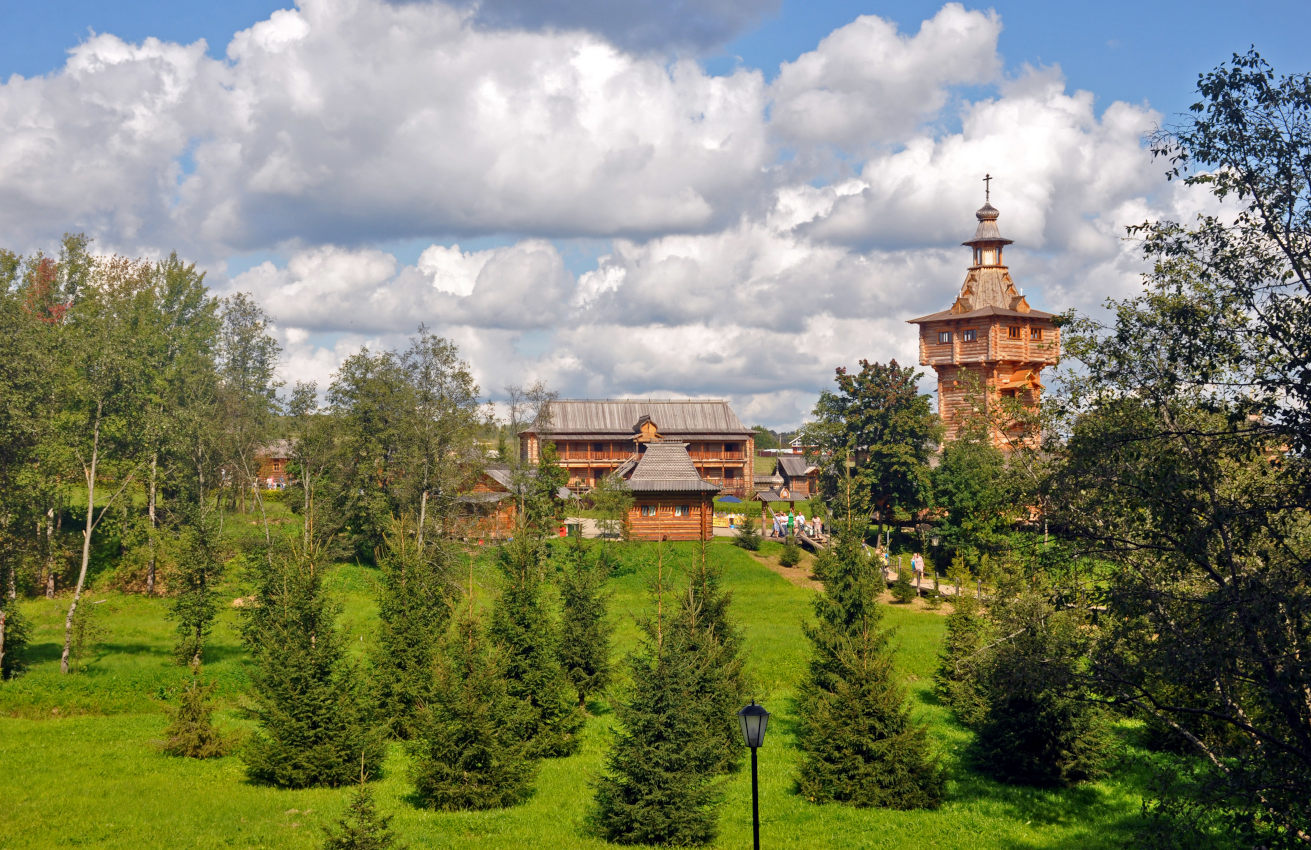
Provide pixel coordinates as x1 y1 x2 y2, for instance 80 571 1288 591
627 496 713 541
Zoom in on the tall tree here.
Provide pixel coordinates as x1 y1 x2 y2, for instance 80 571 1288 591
795 525 944 808
557 539 613 708
216 292 281 517
397 328 482 546
55 256 154 674
932 424 1018 572
167 504 224 667
372 522 454 738
409 577 535 811
144 254 221 595
488 537 584 758
242 550 383 788
1049 51 1311 842
592 543 720 845
807 359 939 525
674 539 748 775
971 590 1108 787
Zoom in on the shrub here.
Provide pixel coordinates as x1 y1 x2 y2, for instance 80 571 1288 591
891 567 916 604
779 536 802 568
161 671 232 759
734 516 761 551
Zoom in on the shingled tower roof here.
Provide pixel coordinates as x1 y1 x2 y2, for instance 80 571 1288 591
908 195 1051 323
624 442 721 493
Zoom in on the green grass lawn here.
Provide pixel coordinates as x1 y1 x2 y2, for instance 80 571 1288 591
0 537 1151 849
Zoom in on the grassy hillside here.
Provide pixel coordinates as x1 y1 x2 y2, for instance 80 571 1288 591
0 536 1151 849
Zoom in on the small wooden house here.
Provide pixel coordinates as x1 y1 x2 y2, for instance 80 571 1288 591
455 466 518 540
774 455 817 498
621 442 719 541
255 440 292 489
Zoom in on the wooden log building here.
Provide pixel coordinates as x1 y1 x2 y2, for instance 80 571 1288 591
519 399 754 498
455 465 519 540
619 441 720 541
908 188 1061 448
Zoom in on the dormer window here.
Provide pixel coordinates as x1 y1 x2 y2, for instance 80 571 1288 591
937 331 953 344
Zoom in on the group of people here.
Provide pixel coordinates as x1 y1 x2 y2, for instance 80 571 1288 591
770 508 822 539
872 548 926 581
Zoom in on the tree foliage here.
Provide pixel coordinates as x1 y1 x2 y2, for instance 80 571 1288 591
971 591 1108 787
1050 50 1311 841
557 540 613 708
488 538 584 758
160 671 232 759
796 527 944 808
410 602 535 811
372 523 455 739
592 546 721 845
242 551 383 788
322 782 405 850
808 359 939 521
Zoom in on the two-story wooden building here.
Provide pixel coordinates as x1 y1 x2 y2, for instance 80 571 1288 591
519 399 754 498
908 193 1061 448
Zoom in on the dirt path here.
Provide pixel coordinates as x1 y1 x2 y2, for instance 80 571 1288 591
749 550 959 614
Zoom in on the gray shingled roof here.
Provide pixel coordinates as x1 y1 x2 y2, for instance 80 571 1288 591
530 399 749 436
906 303 1056 324
776 456 812 478
625 442 721 493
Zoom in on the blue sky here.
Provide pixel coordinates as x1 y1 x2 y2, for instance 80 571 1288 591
1 1 1306 426
8 1 1308 118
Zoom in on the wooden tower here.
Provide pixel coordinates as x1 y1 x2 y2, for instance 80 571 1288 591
908 185 1060 448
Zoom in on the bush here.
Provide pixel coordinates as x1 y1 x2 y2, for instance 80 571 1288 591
161 671 232 759
323 781 405 850
891 567 916 604
733 516 761 551
779 536 802 568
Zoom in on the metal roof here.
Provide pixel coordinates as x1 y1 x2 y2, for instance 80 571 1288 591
528 399 749 436
625 442 722 493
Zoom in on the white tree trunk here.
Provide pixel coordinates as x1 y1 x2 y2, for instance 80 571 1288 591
61 403 101 675
146 452 158 595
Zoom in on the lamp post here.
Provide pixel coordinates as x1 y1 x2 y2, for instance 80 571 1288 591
737 699 770 850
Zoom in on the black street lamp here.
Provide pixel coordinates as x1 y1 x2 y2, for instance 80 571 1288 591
737 699 770 850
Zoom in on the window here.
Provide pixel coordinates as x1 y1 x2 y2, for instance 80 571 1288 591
640 505 657 516
937 331 952 344
1008 326 1022 340
961 329 976 342
674 505 690 516
593 442 604 453
1030 327 1043 341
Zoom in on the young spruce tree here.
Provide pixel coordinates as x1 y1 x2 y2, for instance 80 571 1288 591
593 543 720 845
161 669 232 758
489 536 583 757
168 507 224 667
323 779 405 850
372 522 454 738
972 591 1108 787
796 526 945 808
409 582 535 810
934 593 990 727
243 550 383 787
675 538 748 775
557 538 613 708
